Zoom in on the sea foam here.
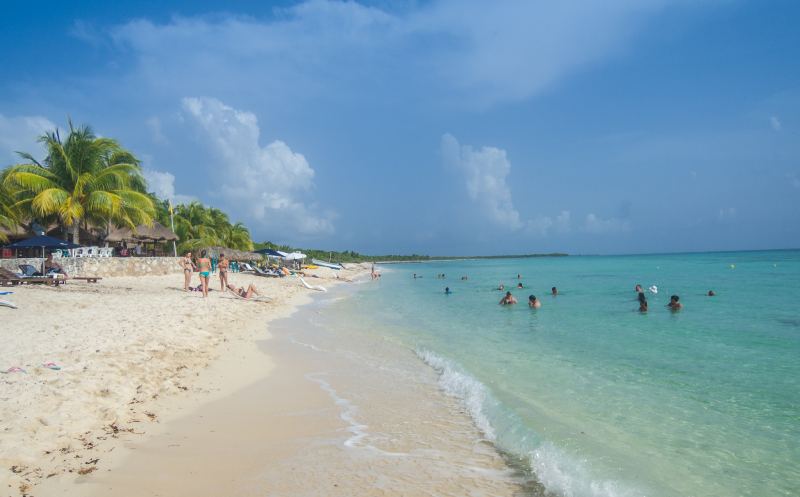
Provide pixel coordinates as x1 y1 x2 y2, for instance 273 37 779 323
416 348 642 497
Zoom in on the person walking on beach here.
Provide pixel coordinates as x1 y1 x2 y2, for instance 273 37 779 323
528 295 541 308
500 291 517 305
218 253 230 291
179 251 195 292
197 250 211 298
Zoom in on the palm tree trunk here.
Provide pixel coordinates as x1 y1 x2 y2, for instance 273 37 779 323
72 223 80 245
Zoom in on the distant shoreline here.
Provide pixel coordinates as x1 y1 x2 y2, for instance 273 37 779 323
375 253 568 264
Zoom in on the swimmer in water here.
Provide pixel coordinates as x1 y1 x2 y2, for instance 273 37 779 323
517 282 523 289
445 287 451 295
551 286 558 296
528 295 541 308
667 295 683 311
635 284 643 293
499 291 517 305
498 283 505 291
707 290 715 296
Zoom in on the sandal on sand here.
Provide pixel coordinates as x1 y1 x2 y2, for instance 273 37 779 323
2 366 27 374
42 362 61 370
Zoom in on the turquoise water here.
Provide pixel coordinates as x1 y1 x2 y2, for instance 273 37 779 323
342 251 800 497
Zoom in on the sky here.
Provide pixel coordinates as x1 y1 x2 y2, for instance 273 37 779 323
1 0 798 255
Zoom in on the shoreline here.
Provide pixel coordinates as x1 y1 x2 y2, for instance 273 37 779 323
34 274 527 496
1 264 371 496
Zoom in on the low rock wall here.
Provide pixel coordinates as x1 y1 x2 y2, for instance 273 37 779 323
0 257 182 277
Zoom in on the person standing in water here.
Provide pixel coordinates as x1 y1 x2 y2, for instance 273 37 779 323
500 291 517 305
528 295 541 308
197 250 211 298
445 287 452 295
551 286 558 296
638 292 648 312
218 253 230 291
667 295 682 311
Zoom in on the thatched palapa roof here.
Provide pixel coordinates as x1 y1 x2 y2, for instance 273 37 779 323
105 221 178 242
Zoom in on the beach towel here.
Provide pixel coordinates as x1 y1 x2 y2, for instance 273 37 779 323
0 300 17 309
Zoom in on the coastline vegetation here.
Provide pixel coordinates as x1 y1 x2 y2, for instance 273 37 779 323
1 119 564 261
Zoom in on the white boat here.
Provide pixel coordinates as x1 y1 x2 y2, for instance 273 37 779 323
311 259 343 270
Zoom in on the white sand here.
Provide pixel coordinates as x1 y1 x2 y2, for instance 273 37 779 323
0 264 370 496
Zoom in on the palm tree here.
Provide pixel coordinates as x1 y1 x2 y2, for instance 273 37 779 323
0 178 20 243
3 121 155 244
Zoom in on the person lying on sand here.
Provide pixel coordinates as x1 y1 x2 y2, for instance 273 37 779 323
227 283 260 299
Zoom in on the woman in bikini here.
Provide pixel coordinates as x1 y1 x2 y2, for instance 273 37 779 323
226 283 260 299
218 253 230 292
197 250 211 298
179 251 195 291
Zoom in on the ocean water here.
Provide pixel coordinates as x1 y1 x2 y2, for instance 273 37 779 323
335 251 800 497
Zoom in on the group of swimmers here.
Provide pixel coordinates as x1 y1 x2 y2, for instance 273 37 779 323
499 285 556 308
179 250 260 299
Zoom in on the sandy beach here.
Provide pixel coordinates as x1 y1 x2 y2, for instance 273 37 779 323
0 264 370 496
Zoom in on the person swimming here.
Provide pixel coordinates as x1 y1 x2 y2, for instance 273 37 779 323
667 295 683 310
528 295 541 308
445 287 452 295
517 282 523 289
551 286 558 296
498 283 505 291
707 290 715 296
500 291 517 305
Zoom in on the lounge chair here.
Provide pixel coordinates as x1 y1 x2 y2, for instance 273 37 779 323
253 266 281 277
69 276 102 283
240 262 255 273
18 264 43 277
0 268 62 287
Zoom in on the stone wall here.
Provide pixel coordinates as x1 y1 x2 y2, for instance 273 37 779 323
0 257 182 277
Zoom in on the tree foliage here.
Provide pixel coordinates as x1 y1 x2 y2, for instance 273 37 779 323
2 121 154 243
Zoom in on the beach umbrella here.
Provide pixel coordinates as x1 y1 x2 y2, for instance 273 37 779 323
283 251 306 260
254 248 285 257
4 235 80 257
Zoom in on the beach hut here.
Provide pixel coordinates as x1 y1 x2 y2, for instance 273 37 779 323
105 222 178 256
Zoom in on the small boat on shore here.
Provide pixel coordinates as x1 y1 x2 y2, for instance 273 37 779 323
311 259 343 270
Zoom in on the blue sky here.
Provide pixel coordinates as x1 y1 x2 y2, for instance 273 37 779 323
1 0 798 255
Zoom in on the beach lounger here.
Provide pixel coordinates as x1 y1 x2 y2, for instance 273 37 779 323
253 266 281 277
70 276 102 283
18 264 43 277
0 268 63 287
0 299 17 309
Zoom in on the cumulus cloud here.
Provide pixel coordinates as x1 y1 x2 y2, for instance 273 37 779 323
181 97 334 235
108 0 687 108
0 113 56 163
143 169 195 204
441 133 522 230
582 213 630 234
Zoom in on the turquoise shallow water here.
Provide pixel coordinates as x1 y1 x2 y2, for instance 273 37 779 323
340 251 800 497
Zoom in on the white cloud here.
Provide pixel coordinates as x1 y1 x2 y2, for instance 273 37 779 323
582 213 630 234
108 0 692 108
181 97 334 235
441 133 522 230
0 113 56 164
143 169 195 204
770 116 782 131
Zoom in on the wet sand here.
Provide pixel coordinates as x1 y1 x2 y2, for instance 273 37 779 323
40 286 526 497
